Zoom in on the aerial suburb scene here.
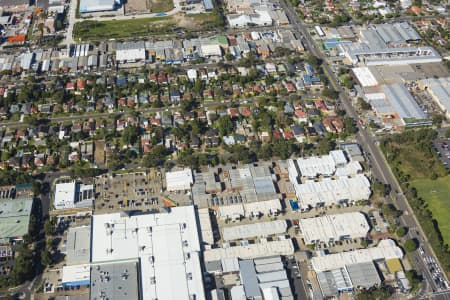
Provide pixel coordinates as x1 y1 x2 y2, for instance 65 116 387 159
0 0 448 299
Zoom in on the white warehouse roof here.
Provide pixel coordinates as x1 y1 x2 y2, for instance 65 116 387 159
293 175 371 208
222 220 287 241
116 41 146 62
54 181 76 210
204 239 294 262
299 212 370 244
290 150 348 179
165 168 193 191
352 67 378 87
91 206 205 300
312 239 403 272
79 0 116 13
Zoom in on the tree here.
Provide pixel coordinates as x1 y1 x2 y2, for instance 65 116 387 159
396 227 408 237
121 126 139 146
432 114 444 128
360 239 369 248
317 138 333 155
321 87 338 99
225 53 235 61
357 97 372 110
305 54 321 68
40 250 52 266
44 219 55 236
214 115 234 136
142 145 169 168
404 239 419 253
445 129 450 139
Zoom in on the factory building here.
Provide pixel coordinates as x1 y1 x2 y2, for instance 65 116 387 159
364 83 430 128
53 181 94 210
312 239 403 273
165 168 194 192
115 41 146 63
298 212 370 244
0 197 33 243
79 0 118 13
418 77 450 119
89 206 206 300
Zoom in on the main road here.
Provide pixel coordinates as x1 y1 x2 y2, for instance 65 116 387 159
280 0 449 297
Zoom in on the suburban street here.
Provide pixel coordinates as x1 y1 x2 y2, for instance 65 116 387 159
280 0 450 297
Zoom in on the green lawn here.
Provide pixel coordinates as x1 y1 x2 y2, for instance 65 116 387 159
412 176 450 245
73 17 175 41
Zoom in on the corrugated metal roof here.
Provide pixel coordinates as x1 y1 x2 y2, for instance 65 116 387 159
346 262 381 289
239 260 262 298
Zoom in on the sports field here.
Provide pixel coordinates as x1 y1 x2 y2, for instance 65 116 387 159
412 176 450 245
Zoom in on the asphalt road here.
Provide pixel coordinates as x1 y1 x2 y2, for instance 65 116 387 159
286 258 308 300
280 0 448 296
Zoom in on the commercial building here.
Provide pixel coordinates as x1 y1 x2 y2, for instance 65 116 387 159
79 0 117 13
216 199 282 221
365 83 430 127
338 44 441 66
352 67 378 87
198 208 214 246
0 0 30 11
0 197 33 242
62 264 90 288
66 226 91 265
165 168 193 191
316 261 381 298
91 206 205 300
115 41 146 63
311 239 403 272
222 220 287 241
237 257 294 300
418 77 450 119
204 239 294 262
53 181 94 210
298 212 370 244
90 262 139 300
288 150 348 179
292 175 371 209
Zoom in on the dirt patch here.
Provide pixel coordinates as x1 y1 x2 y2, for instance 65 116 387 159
125 0 150 15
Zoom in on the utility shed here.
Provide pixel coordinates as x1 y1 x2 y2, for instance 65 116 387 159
346 262 381 289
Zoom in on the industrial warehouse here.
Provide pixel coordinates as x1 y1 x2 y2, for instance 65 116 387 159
337 22 441 66
298 212 370 245
61 206 206 300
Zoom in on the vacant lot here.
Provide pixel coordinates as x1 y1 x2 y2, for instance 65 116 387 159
125 0 149 14
413 176 450 245
148 0 174 13
73 17 175 40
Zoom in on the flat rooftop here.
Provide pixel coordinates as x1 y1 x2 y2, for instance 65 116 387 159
66 226 91 265
91 206 205 300
0 197 33 241
299 212 370 244
90 262 139 300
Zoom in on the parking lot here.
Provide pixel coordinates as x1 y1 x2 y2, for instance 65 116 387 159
433 138 450 170
93 170 165 214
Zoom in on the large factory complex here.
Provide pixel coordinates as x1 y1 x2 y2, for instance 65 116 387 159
54 149 417 299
